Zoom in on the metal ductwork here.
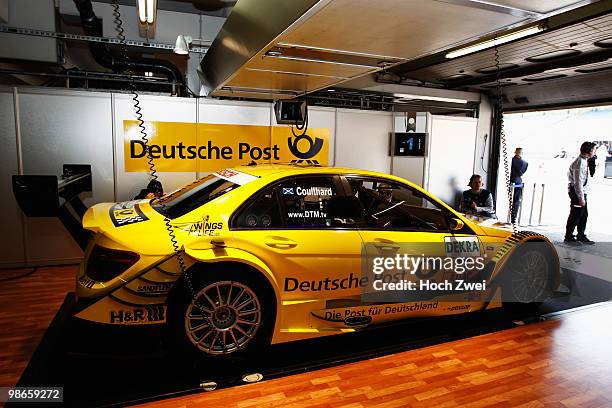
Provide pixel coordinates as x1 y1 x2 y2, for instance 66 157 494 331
73 0 184 92
199 0 601 101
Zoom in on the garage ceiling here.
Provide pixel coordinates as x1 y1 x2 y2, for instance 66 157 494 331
199 0 601 100
393 9 612 86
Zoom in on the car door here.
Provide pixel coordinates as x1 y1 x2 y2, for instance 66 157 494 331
343 175 485 323
229 174 365 331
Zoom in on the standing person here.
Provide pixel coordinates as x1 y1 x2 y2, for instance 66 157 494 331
460 174 495 218
510 147 528 223
564 142 596 245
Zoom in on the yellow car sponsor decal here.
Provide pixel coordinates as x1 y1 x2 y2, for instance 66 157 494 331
173 216 224 237
312 301 440 323
109 200 149 227
75 297 167 325
109 305 166 324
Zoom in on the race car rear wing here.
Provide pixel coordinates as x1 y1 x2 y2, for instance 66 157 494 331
12 164 93 250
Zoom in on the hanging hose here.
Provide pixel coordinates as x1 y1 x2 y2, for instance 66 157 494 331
111 1 202 311
291 95 309 137
493 43 518 233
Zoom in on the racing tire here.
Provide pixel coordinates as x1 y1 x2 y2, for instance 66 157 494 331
501 242 556 313
165 264 275 361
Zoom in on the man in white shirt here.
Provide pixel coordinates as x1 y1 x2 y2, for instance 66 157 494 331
564 142 596 245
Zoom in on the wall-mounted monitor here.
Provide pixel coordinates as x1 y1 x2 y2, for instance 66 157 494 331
274 100 306 125
390 132 427 157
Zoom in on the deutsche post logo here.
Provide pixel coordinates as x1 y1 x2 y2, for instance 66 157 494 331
287 133 324 159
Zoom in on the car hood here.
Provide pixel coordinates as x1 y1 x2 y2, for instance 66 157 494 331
467 217 514 238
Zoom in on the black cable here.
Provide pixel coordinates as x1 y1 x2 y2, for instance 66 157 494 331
480 133 488 174
493 43 517 232
0 267 38 282
291 95 309 137
111 2 208 318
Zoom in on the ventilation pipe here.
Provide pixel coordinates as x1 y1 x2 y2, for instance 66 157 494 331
73 0 184 94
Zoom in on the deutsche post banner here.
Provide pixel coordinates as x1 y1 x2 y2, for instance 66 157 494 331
123 121 329 172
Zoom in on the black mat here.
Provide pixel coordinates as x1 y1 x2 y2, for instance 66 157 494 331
12 269 612 407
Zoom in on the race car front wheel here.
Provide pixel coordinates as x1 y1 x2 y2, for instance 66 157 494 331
502 242 556 310
166 265 274 359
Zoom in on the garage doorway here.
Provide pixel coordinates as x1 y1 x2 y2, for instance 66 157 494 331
495 105 612 241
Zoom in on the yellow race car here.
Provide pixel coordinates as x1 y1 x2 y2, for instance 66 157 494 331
75 164 559 357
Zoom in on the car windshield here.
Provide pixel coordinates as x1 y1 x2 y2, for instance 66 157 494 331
151 175 239 219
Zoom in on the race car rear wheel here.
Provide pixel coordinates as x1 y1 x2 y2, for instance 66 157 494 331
185 280 261 355
166 264 275 359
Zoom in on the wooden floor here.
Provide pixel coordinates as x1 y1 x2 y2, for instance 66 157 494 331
0 265 76 387
138 304 612 408
1 266 611 407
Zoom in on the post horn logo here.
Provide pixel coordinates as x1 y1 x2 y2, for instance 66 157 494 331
287 133 324 160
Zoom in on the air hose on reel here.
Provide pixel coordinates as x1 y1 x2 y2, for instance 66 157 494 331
493 42 518 233
110 1 205 316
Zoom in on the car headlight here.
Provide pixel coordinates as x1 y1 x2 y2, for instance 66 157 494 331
86 245 140 282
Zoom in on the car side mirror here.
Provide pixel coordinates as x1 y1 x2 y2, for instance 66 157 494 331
449 218 465 231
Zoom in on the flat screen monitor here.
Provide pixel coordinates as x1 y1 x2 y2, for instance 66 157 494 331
274 100 306 125
391 132 427 157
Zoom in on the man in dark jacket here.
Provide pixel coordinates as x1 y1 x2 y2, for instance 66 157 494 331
460 174 495 218
510 148 528 223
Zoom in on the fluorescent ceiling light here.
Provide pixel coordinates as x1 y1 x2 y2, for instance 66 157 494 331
146 0 156 24
445 25 544 59
276 42 398 60
245 68 348 79
393 93 468 104
138 0 146 23
267 54 376 70
137 0 156 24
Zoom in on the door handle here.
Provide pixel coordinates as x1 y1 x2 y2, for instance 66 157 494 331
264 237 297 249
374 243 400 251
373 238 400 251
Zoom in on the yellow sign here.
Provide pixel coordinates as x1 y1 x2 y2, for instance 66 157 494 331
123 121 329 172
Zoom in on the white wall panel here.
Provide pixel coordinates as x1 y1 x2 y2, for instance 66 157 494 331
0 0 57 63
198 99 271 125
335 110 392 173
474 96 493 187
305 107 336 166
426 116 478 208
18 89 114 263
0 89 25 266
113 93 197 201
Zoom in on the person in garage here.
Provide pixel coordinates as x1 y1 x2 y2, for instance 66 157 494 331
460 174 495 218
134 179 164 200
510 147 528 224
564 141 596 245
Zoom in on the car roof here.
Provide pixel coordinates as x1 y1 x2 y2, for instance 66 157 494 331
231 164 399 180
